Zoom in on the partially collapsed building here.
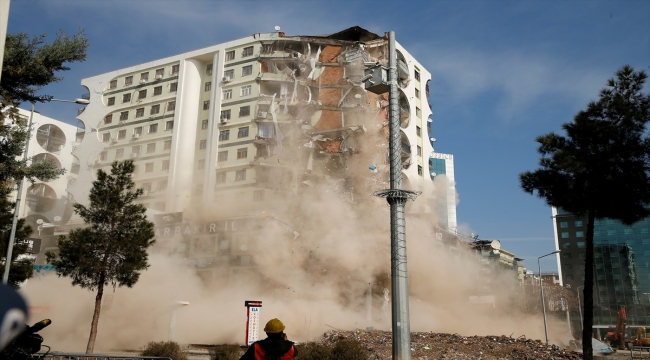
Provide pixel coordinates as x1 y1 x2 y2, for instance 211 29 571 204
33 27 459 284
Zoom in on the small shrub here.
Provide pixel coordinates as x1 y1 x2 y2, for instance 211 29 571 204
210 344 243 360
331 340 369 360
141 341 188 360
295 342 332 360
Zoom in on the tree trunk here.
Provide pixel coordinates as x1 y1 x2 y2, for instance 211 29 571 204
582 210 595 360
86 281 104 353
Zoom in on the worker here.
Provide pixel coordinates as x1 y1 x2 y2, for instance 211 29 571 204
239 318 298 360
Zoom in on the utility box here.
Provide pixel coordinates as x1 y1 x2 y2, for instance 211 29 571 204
364 65 390 94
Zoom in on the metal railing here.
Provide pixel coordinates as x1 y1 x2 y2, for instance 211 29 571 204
397 60 409 80
631 346 650 359
401 142 411 155
36 352 172 360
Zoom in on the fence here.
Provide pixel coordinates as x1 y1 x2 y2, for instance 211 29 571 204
35 353 171 360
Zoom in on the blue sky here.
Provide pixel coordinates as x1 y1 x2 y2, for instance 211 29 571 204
7 0 650 272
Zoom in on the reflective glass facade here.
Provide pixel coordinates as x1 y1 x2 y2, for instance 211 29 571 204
554 210 650 327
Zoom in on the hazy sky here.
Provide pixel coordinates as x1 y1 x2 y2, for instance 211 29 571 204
7 0 650 272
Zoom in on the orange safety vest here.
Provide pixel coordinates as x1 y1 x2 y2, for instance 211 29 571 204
253 342 295 360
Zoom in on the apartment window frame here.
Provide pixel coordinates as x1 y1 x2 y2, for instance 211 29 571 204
414 70 420 81
135 108 145 118
140 72 149 82
223 89 232 100
149 124 158 134
218 151 228 162
138 89 147 99
165 121 174 131
169 82 178 92
415 88 420 99
242 46 254 57
224 69 234 80
153 86 162 96
198 159 206 170
131 145 141 156
242 65 253 76
171 65 179 75
241 85 252 96
145 162 154 173
115 148 124 158
161 160 170 170
119 111 129 121
221 109 231 120
418 165 423 176
235 169 246 181
239 106 250 117
205 82 212 92
237 126 249 138
219 130 230 141
104 114 113 124
206 64 213 75
133 127 143 136
216 172 226 184
417 145 422 156
225 50 235 61
107 97 115 106
199 139 207 150
122 93 131 103
158 180 168 191
163 140 172 150
236 147 248 159
202 120 209 130
146 143 156 154
203 100 210 110
125 76 133 86
109 80 117 89
100 151 107 161
150 104 160 115
167 101 176 111
102 133 110 142
155 68 164 78
117 129 126 140
416 126 421 137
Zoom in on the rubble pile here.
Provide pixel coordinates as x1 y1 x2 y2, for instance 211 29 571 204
319 330 583 359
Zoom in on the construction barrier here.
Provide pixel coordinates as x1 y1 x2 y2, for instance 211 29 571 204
630 346 650 359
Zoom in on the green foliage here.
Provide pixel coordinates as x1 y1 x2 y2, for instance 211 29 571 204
46 160 155 290
141 341 188 360
209 344 242 360
1 30 88 104
0 185 34 288
295 340 369 360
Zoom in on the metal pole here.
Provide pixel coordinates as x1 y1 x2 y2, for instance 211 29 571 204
0 0 11 85
387 30 411 360
577 286 584 332
2 103 34 284
539 257 549 345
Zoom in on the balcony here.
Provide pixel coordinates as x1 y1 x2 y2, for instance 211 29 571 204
397 59 409 80
401 142 411 155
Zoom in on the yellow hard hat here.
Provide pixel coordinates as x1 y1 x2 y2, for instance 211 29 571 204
264 318 285 333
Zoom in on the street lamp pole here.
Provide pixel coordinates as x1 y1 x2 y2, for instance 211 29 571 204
2 98 89 285
538 250 560 345
577 285 584 332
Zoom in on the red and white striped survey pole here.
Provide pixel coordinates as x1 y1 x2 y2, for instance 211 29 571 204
244 301 262 345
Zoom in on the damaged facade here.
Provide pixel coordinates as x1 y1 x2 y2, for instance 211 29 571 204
36 27 456 284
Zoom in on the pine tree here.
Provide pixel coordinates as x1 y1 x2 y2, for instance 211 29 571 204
46 161 155 354
520 65 650 359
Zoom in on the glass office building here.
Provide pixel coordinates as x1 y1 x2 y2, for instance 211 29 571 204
553 208 650 329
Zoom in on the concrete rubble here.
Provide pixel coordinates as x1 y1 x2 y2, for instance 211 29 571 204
319 329 584 359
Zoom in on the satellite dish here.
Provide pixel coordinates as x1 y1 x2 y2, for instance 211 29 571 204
36 219 43 224
430 137 436 142
490 240 501 250
430 172 437 177
54 216 61 222
274 26 281 31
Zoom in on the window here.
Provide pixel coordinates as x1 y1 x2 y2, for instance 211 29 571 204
135 108 145 118
138 89 147 99
562 253 572 259
155 68 164 78
120 111 129 121
216 172 226 183
560 221 568 228
561 232 569 238
140 72 149 82
237 148 248 159
169 82 178 92
416 126 421 137
125 76 133 86
577 241 586 248
115 148 124 158
418 165 423 176
223 89 232 100
239 106 250 117
149 124 158 133
134 127 143 136
576 231 584 237
161 160 170 170
107 97 115 106
414 70 420 81
100 151 107 161
205 82 212 92
564 264 573 270
131 145 141 156
165 121 173 130
225 50 235 61
122 93 131 103
238 126 249 138
219 129 230 141
163 140 172 150
242 65 253 76
147 143 156 153
219 239 230 249
203 100 210 110
578 253 586 259
109 79 117 89
566 274 574 280
198 159 205 170
104 114 113 124
150 104 160 115
415 88 420 99
145 162 154 172
235 169 246 181
562 242 571 249
218 151 228 162
202 119 209 129
224 69 234 80
142 183 151 193
221 109 231 120
206 64 213 75
167 101 176 111
415 107 421 118
171 64 179 75
153 86 162 96
158 180 167 191
118 129 126 140
575 220 583 227
242 46 254 57
199 139 208 150
254 190 264 201
102 133 111 142
241 85 251 96
416 145 422 156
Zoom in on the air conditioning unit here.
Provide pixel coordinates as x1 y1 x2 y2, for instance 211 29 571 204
222 77 232 83
131 153 139 158
257 111 268 118
140 79 147 84
219 118 228 124
133 133 141 139
111 138 118 144
155 74 163 80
